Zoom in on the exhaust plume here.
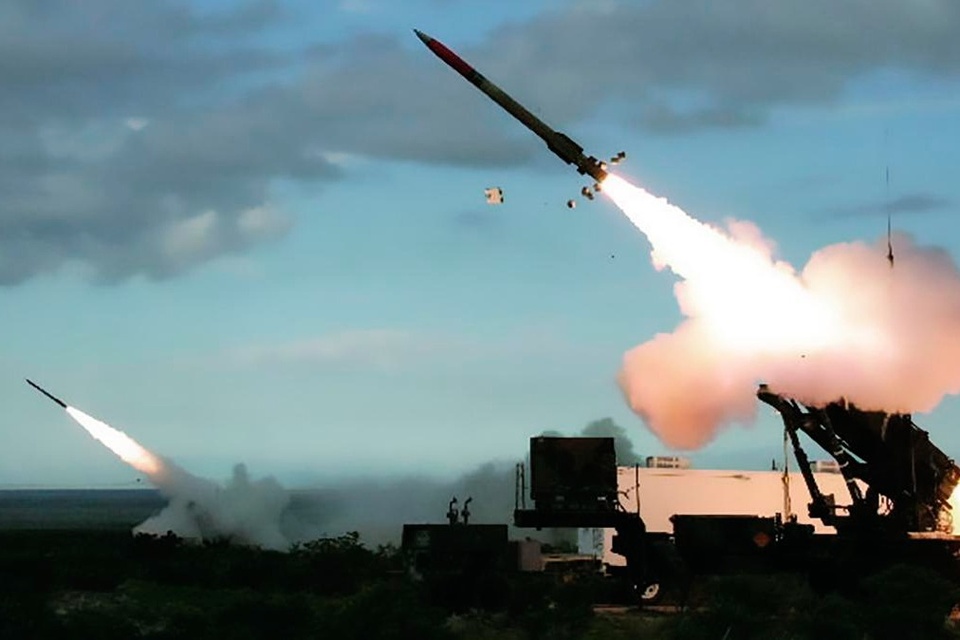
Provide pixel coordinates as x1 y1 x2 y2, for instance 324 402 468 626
65 406 293 550
603 174 960 448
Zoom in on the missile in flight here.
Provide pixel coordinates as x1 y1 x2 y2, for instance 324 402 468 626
413 29 608 183
26 378 68 409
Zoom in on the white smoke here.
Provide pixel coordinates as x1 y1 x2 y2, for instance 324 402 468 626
604 175 960 449
134 461 294 551
65 406 298 550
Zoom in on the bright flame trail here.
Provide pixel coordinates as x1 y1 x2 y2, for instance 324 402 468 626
602 174 960 448
66 406 164 476
60 402 292 550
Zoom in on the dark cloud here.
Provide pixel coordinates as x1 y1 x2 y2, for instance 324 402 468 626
5 0 960 284
0 1 308 283
452 209 503 235
883 194 952 215
0 1 286 123
471 0 960 133
295 462 524 546
0 2 535 284
634 103 764 134
826 193 952 219
542 416 644 466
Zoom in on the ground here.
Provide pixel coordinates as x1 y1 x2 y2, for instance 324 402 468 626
3 528 960 639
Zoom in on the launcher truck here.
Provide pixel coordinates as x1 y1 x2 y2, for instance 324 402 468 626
513 385 960 603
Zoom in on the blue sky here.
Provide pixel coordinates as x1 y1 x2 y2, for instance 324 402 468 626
4 0 960 487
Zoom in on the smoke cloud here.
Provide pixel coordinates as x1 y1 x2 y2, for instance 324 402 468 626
297 417 641 546
66 405 634 548
542 417 644 466
605 175 960 449
297 462 522 547
66 407 299 550
134 461 295 551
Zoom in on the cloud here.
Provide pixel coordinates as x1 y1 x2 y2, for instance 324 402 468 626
466 0 960 135
338 0 378 14
883 194 952 215
0 1 530 284
124 118 149 132
635 103 764 134
451 208 504 236
228 329 465 373
292 461 573 547
223 327 585 374
5 0 960 284
827 193 952 219
0 1 315 284
541 416 644 466
0 1 285 123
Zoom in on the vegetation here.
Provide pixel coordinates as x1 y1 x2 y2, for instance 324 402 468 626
1 529 959 639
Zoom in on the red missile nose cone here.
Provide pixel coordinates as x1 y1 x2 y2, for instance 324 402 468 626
413 29 432 46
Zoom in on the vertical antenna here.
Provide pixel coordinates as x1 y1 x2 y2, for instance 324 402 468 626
886 167 894 267
634 462 640 515
782 425 792 521
885 129 894 267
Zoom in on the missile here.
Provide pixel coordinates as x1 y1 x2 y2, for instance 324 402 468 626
26 378 67 409
413 29 608 183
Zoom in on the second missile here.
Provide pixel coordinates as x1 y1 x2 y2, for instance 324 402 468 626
414 29 608 183
26 378 68 409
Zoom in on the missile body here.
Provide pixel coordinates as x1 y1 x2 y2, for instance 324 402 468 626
414 29 607 183
26 378 67 409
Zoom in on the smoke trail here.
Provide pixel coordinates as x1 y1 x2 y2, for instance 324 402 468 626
134 462 292 551
603 175 960 448
66 407 294 550
66 407 164 476
302 418 639 547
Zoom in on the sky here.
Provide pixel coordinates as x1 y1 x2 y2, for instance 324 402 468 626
4 0 960 488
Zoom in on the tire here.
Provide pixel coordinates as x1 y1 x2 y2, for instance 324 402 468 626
639 581 663 604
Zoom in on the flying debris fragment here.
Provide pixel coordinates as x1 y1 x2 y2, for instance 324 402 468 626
567 200 577 209
414 29 608 183
581 186 594 201
610 151 626 165
484 187 504 205
26 378 67 409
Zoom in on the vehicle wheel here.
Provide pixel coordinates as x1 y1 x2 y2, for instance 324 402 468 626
639 581 663 604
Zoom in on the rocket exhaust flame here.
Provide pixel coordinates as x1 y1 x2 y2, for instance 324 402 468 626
27 380 295 550
26 380 165 478
65 406 164 477
602 175 960 449
602 176 875 354
411 30 960 452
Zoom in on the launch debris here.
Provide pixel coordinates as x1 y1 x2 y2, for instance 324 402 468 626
484 187 504 205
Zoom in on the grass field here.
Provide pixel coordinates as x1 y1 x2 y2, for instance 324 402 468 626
0 489 163 530
2 526 960 639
